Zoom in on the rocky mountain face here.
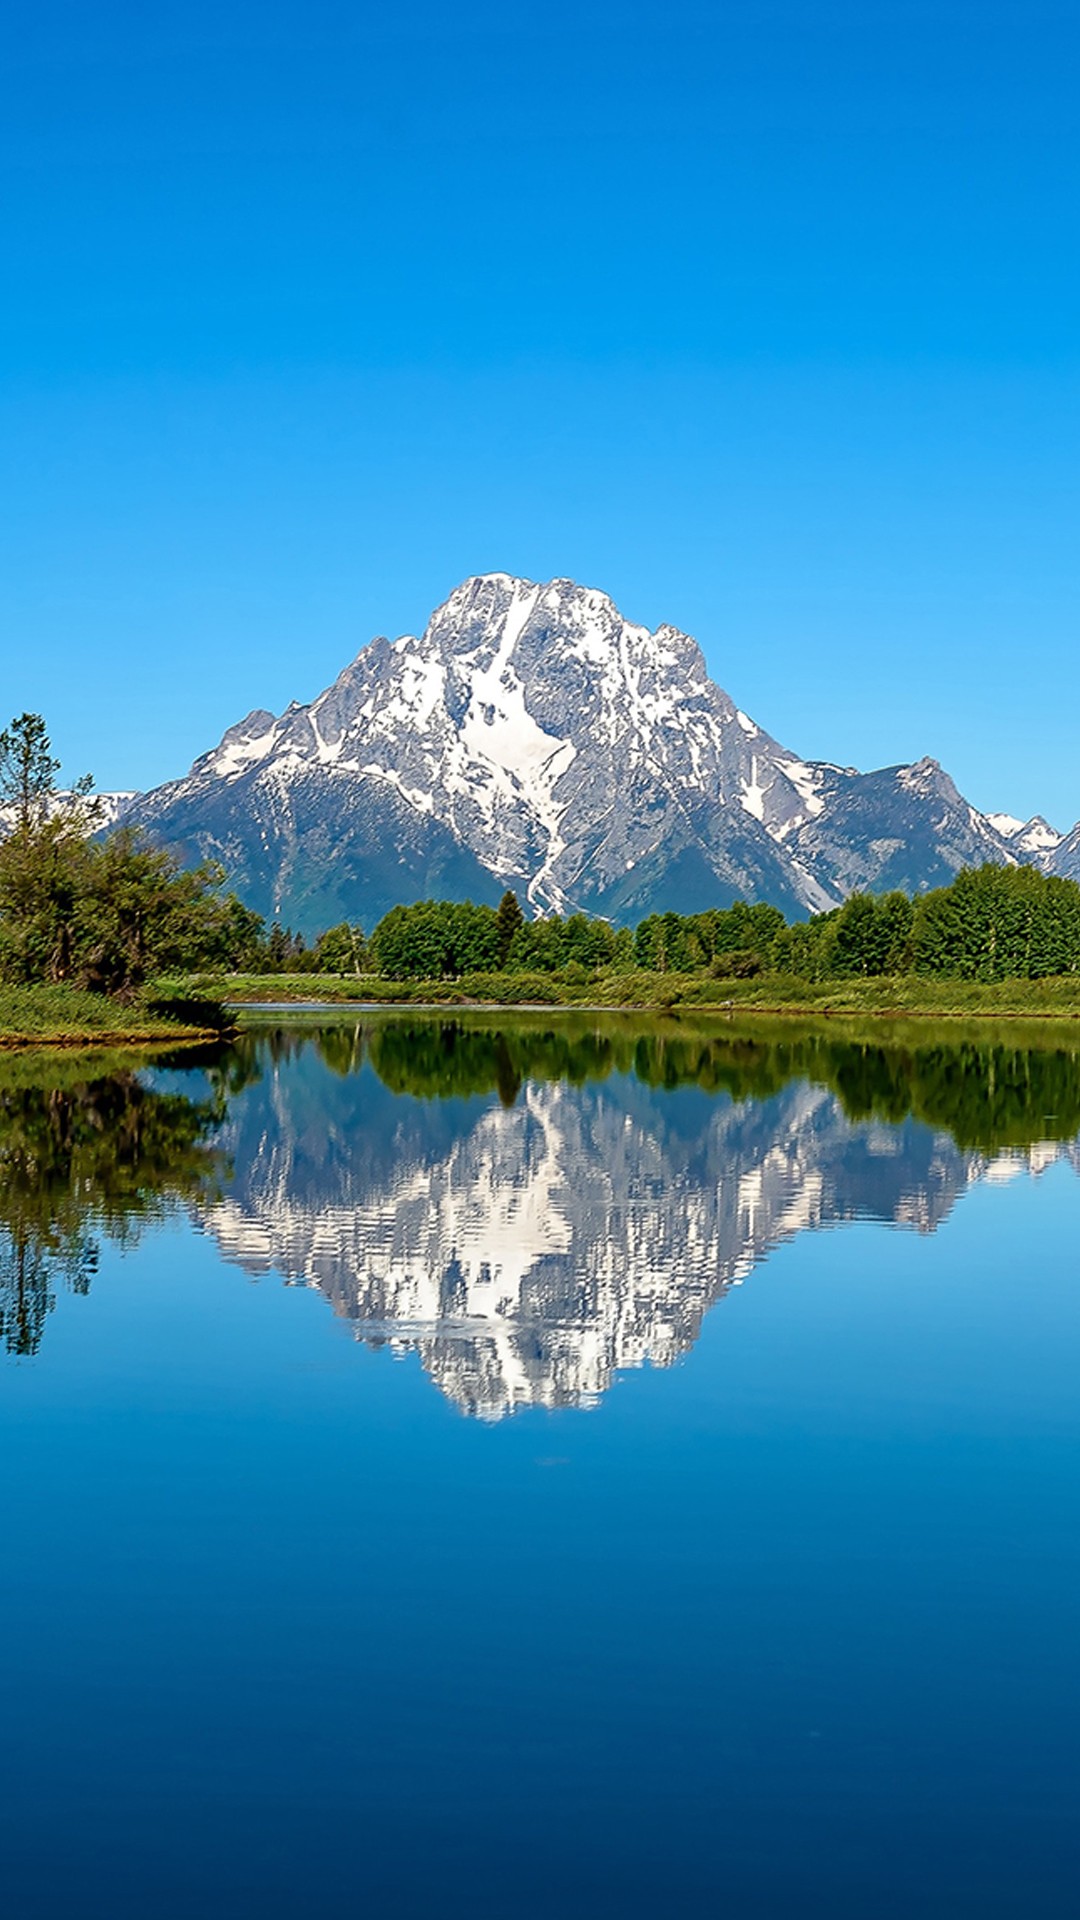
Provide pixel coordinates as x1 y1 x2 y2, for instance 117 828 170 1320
120 573 1076 930
198 1045 1074 1420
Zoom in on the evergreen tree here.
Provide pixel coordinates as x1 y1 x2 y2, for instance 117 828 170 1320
495 889 525 965
0 712 61 835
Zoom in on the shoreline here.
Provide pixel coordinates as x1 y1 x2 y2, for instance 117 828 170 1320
6 992 1080 1050
226 994 1080 1023
0 1025 227 1052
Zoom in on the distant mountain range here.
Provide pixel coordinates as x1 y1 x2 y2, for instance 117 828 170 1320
105 574 1077 930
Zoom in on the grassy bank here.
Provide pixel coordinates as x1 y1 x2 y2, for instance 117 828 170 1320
0 983 233 1047
231 999 1080 1060
170 968 1080 1020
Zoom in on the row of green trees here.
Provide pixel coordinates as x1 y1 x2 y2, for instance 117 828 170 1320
368 895 795 980
365 866 1080 986
368 891 636 979
779 866 1080 983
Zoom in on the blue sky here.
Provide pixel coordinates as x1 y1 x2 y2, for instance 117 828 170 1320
2 0 1077 822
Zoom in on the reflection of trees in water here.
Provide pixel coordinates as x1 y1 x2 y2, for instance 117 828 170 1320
10 1019 1077 1361
280 1018 1080 1158
0 1066 227 1357
209 1024 1080 1421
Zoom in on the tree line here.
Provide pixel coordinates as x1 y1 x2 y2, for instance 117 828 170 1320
365 867 1080 986
5 711 1080 996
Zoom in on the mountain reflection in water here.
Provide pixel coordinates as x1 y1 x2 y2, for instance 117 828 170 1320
196 1019 1080 1420
4 1020 1079 1404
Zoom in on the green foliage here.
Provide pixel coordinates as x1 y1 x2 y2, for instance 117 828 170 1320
311 922 367 974
76 830 251 994
0 715 268 997
911 864 1080 982
495 890 525 964
634 902 786 974
821 889 915 977
0 712 63 834
501 911 618 974
0 982 226 1041
369 899 502 979
0 813 95 984
504 917 564 973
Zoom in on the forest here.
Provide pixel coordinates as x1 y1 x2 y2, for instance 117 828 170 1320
362 867 1080 988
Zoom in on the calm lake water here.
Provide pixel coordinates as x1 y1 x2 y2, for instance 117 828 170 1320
3 1013 1080 1918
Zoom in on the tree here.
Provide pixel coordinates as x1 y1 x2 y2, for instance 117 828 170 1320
504 916 566 973
0 714 104 983
495 890 525 965
207 894 267 972
0 713 61 835
0 813 94 983
369 900 502 980
267 923 290 970
78 830 237 996
912 865 1080 982
314 923 367 975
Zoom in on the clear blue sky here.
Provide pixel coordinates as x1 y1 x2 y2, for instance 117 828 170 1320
3 0 1077 823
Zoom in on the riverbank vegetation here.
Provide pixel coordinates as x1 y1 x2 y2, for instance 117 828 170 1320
201 870 1080 1018
0 984 233 1046
0 713 253 1039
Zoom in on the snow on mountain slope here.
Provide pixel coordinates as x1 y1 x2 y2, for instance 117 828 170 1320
986 812 1065 865
123 573 1077 930
0 789 136 838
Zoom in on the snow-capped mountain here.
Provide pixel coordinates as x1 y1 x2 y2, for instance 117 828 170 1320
123 574 1075 929
986 812 1066 863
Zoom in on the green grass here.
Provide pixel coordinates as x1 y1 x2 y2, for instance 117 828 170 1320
168 967 1080 1020
0 982 230 1046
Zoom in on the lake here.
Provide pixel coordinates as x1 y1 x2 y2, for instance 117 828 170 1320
3 1012 1080 1917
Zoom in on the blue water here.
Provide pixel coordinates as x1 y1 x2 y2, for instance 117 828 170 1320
2 1021 1079 1916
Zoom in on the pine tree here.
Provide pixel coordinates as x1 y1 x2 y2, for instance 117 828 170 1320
0 713 60 835
495 889 525 966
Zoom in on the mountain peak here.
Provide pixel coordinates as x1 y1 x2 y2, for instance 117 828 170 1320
123 573 1062 933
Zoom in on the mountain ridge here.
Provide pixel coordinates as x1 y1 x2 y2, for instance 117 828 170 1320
114 573 1075 932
